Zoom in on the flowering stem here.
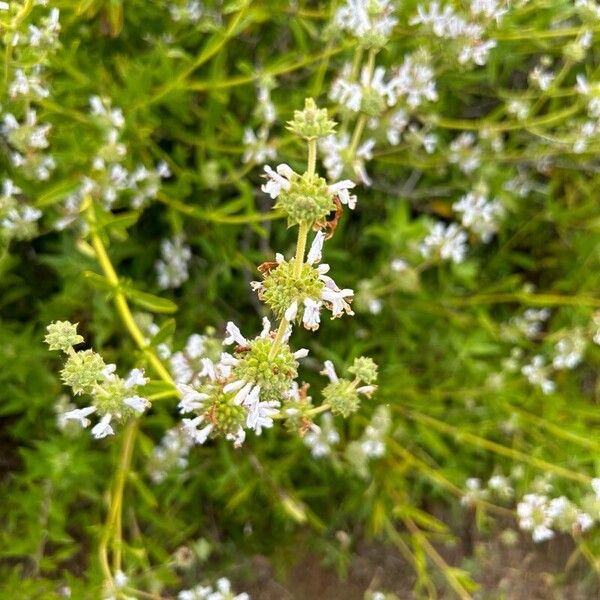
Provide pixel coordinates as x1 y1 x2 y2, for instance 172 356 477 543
86 200 176 587
269 138 316 360
98 420 137 586
348 114 366 158
307 138 317 178
306 403 330 417
86 201 174 386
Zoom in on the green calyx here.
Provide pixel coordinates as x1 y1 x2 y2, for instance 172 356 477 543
45 321 84 352
205 389 247 438
323 379 360 418
61 349 105 396
360 88 386 117
233 338 298 403
95 377 136 421
275 172 335 226
348 356 379 384
286 98 337 140
260 260 324 320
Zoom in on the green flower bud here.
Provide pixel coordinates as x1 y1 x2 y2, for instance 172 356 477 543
45 321 84 352
286 98 337 140
360 88 386 117
275 172 335 226
61 349 105 395
348 356 378 384
233 338 298 403
260 260 324 320
358 29 389 51
206 389 247 438
323 379 360 417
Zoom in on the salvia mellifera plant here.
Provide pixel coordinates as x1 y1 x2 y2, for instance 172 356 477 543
4 0 600 597
45 98 379 595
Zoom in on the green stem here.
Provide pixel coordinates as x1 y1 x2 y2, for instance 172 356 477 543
348 114 367 158
347 48 376 160
307 138 317 178
85 200 175 588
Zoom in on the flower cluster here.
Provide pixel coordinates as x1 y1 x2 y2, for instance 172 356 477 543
45 321 151 439
55 95 170 230
156 235 192 289
409 1 506 66
178 577 249 600
242 77 278 165
517 479 600 543
0 178 42 245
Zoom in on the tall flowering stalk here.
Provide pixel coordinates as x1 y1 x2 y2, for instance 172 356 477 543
44 98 378 593
175 98 377 446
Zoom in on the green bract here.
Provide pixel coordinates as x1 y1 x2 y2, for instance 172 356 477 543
233 338 298 403
95 378 136 421
323 379 360 418
348 356 379 384
44 321 84 352
286 98 337 140
60 349 105 396
275 172 334 226
260 261 324 320
204 389 247 438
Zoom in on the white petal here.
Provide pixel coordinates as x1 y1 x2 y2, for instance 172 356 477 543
124 395 150 413
91 414 114 439
284 300 298 321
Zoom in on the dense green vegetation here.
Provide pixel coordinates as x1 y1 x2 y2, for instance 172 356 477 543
1 1 599 598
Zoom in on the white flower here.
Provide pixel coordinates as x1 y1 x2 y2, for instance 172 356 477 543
334 0 398 42
517 494 554 543
63 406 97 427
177 384 208 413
182 416 213 445
242 127 277 165
124 368 149 389
530 65 555 91
156 235 192 289
304 413 340 458
592 478 600 500
223 321 248 346
321 360 339 383
246 398 279 435
307 231 326 265
328 179 357 209
232 382 254 406
261 164 294 198
521 355 555 394
284 300 299 321
124 395 150 413
552 331 586 370
419 222 468 263
302 298 322 331
91 413 114 439
453 191 505 243
114 570 128 588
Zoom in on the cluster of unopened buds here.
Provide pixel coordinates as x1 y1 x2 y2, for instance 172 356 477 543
46 98 379 452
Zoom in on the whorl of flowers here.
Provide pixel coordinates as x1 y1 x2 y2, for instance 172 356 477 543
45 321 151 439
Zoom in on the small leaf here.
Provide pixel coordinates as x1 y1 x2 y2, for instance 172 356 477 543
124 288 178 314
83 271 116 292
